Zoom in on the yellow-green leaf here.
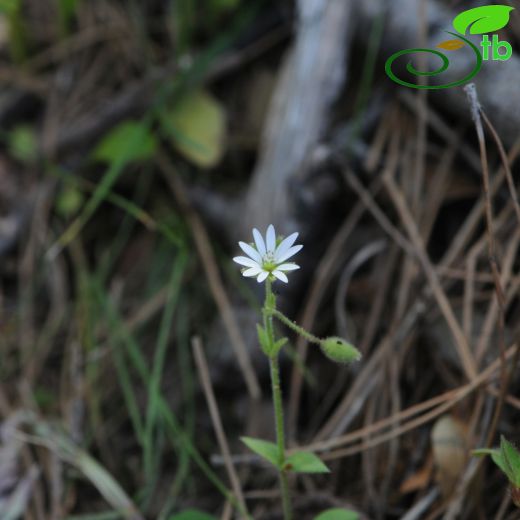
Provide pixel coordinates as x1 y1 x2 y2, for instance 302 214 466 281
56 185 84 218
94 121 157 166
162 90 226 169
8 125 37 164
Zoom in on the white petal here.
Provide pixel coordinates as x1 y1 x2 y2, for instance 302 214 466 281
252 228 266 256
276 244 303 263
243 267 263 277
257 271 269 283
276 263 300 272
274 232 298 262
266 224 276 252
233 256 260 268
272 270 288 283
238 241 262 263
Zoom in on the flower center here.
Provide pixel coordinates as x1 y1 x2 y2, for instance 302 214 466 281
262 252 276 272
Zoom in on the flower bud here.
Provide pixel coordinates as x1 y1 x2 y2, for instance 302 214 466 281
320 337 361 364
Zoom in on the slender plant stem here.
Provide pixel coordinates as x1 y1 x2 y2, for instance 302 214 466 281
268 308 322 345
264 279 292 520
269 355 292 520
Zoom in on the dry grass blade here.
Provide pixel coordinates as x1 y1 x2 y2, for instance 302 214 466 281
11 414 144 520
192 336 249 518
299 341 518 457
464 83 509 451
0 466 39 520
383 173 478 381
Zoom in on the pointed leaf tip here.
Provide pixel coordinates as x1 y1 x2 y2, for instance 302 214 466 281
285 450 330 474
241 436 280 468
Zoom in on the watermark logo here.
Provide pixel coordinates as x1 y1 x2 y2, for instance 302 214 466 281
385 5 515 89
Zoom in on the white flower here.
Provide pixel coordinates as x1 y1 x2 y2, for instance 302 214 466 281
233 224 302 283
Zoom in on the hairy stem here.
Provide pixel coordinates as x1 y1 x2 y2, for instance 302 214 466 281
267 308 322 345
264 279 292 520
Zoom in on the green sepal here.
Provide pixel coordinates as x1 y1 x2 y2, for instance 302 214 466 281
284 450 330 474
241 436 281 469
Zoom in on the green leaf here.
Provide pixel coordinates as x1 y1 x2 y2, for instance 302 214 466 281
93 121 157 166
256 324 271 356
314 509 359 520
8 125 37 164
169 510 218 520
0 0 21 15
56 185 84 218
285 450 330 474
272 337 288 356
58 0 77 19
241 436 280 468
501 436 520 486
57 0 78 35
473 447 510 478
161 89 226 168
453 5 514 35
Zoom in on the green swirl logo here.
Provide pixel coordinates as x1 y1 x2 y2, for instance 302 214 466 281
385 5 514 90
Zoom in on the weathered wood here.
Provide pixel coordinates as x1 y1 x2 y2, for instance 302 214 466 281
243 0 354 235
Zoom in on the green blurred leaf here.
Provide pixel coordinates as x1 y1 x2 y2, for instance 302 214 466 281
501 436 520 486
256 324 271 356
211 0 240 11
474 445 516 484
453 5 514 35
169 510 217 520
161 90 226 168
57 0 77 19
8 125 37 163
56 185 84 218
94 121 157 166
0 0 21 15
285 450 330 474
241 436 280 468
57 0 78 35
314 508 359 520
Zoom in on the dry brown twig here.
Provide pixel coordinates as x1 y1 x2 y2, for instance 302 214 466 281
463 83 509 450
